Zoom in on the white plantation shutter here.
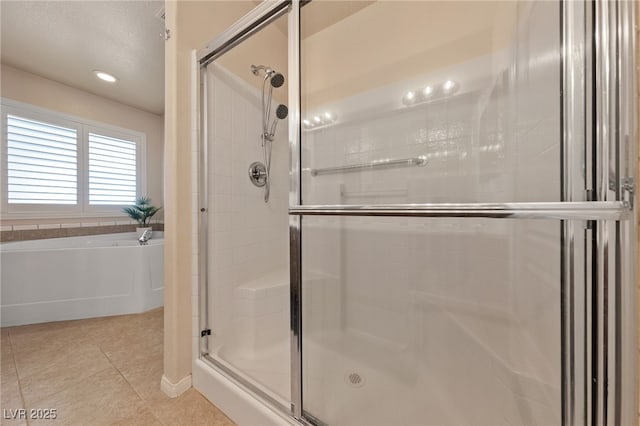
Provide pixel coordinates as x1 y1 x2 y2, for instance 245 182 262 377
88 132 137 205
6 114 78 204
2 103 146 216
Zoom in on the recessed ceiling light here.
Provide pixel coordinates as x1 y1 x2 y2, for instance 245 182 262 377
442 80 458 94
402 90 417 106
94 70 117 83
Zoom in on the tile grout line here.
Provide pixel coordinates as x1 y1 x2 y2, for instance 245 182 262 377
16 361 115 416
4 312 168 425
7 331 30 426
95 343 168 426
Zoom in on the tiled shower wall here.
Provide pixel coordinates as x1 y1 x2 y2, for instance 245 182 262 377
205 64 289 354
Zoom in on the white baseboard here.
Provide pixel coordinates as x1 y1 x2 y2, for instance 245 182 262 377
161 374 192 398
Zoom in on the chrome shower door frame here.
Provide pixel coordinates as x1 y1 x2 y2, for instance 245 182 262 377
195 0 296 421
592 1 638 425
287 0 302 420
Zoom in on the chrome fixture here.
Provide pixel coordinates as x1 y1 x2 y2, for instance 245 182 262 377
248 161 267 187
138 229 152 245
310 156 427 177
250 64 288 202
250 65 284 87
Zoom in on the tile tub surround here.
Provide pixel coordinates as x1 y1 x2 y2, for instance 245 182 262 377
0 223 164 243
0 309 235 426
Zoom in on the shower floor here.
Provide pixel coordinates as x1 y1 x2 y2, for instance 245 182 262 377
210 330 463 426
214 338 291 405
210 300 561 426
307 327 482 426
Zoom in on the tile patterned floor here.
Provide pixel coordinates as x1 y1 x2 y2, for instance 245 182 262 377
0 309 235 426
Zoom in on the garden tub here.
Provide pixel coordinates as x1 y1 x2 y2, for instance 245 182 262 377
0 232 163 326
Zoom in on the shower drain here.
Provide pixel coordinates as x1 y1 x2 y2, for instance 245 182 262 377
344 371 365 388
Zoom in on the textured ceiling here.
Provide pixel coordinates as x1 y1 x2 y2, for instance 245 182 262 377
1 1 165 115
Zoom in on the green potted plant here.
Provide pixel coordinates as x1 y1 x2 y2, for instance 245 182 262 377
122 196 161 239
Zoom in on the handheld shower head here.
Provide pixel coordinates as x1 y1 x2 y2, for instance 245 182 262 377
270 73 285 88
276 104 288 119
268 104 288 138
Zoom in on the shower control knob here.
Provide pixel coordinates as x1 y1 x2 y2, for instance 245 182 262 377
248 162 267 188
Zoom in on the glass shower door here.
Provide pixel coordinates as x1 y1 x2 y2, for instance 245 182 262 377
291 0 634 425
198 7 292 410
300 217 564 425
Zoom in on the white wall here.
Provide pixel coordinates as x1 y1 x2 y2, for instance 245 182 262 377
0 64 164 226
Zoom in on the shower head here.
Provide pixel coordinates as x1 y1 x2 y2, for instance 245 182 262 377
270 72 285 88
251 64 284 88
276 104 288 119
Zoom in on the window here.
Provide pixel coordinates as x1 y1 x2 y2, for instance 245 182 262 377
1 100 146 217
88 132 137 205
7 115 78 204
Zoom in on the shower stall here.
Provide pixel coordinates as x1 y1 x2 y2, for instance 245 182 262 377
193 1 637 425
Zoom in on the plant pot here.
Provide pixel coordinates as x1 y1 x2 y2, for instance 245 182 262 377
136 227 152 239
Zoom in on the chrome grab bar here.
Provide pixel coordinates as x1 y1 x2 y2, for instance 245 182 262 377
289 201 631 220
310 156 427 177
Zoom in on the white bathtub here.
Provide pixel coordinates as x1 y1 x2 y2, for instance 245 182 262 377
0 232 164 326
